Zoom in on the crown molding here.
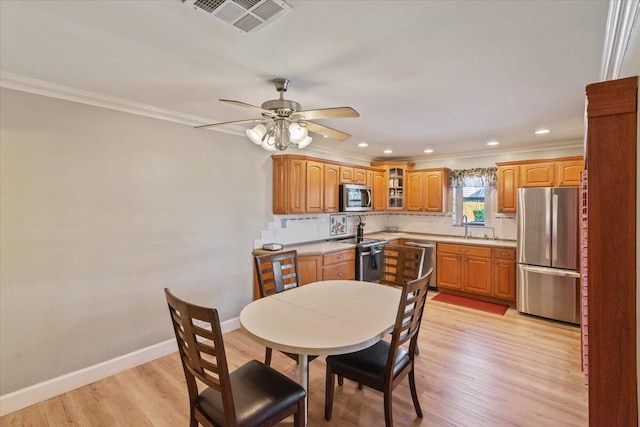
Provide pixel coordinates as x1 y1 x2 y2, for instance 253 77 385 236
0 72 245 138
601 0 640 81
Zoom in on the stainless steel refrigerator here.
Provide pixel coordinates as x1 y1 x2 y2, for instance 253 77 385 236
516 187 580 324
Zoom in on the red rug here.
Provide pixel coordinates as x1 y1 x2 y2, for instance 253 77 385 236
431 293 509 316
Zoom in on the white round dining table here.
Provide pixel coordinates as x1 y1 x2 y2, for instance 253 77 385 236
239 279 401 422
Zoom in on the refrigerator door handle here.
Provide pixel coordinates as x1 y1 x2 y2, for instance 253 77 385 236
552 193 558 263
519 264 581 278
545 193 551 261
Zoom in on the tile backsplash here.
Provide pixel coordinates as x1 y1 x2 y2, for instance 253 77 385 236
254 210 516 248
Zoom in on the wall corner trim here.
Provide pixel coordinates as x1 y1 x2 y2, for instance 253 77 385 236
0 317 240 417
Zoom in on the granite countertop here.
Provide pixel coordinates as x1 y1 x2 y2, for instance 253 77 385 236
253 232 515 257
252 240 356 256
365 232 516 248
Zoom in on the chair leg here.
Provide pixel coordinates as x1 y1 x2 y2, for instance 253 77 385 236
384 389 393 427
415 343 420 356
265 347 273 366
409 367 423 418
189 409 198 427
325 366 335 420
295 397 305 427
337 375 344 386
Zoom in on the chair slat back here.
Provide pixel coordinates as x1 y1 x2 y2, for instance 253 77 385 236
254 250 300 297
386 268 433 375
165 288 236 425
380 245 426 286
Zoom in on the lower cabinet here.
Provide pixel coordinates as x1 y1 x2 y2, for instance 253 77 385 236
437 243 515 301
492 248 516 300
299 249 355 285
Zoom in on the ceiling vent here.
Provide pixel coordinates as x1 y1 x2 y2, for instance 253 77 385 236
185 0 292 33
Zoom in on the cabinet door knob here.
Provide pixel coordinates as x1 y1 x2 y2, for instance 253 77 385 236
337 271 343 276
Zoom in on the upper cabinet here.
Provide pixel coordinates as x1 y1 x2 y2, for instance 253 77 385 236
339 166 367 185
273 155 306 214
406 168 450 212
372 168 387 211
273 155 376 214
555 159 584 187
496 164 519 213
306 160 339 213
520 161 555 187
496 156 584 213
370 161 414 211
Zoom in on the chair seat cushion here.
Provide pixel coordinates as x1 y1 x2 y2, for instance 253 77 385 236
326 340 411 386
198 359 306 427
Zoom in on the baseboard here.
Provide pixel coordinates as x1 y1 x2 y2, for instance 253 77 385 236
0 317 240 416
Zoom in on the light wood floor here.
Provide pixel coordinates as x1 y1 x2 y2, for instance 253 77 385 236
1 295 588 426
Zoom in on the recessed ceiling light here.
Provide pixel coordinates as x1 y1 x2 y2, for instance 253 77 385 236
535 128 551 135
358 142 368 147
487 141 499 146
383 149 393 154
424 149 434 153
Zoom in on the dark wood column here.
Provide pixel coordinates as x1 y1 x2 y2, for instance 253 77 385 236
585 76 638 426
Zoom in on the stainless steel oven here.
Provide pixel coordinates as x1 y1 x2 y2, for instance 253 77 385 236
337 237 388 281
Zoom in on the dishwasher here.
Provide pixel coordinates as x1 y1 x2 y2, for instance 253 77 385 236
403 241 438 291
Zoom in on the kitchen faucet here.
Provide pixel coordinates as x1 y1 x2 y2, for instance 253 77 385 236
462 214 469 239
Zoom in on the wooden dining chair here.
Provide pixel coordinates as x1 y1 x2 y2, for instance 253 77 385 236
380 244 427 355
254 250 318 366
164 288 306 427
324 268 433 427
379 244 426 287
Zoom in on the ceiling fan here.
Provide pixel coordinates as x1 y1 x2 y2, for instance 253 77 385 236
196 78 359 151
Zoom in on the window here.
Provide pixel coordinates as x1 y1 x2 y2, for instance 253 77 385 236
450 168 497 228
462 186 485 225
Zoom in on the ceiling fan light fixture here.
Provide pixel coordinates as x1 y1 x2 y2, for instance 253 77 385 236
288 122 307 143
297 135 313 149
261 135 277 152
246 123 267 144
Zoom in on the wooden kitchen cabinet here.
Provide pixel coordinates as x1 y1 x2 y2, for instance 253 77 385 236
555 158 584 187
406 168 450 212
371 161 414 211
295 248 356 286
437 243 492 294
340 166 368 184
273 155 306 214
322 249 355 280
496 156 584 213
372 168 387 211
306 160 339 213
497 164 519 213
437 243 513 300
520 161 554 187
353 168 367 184
492 248 516 301
299 254 322 285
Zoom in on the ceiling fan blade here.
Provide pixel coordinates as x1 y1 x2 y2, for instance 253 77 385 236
303 121 352 141
291 107 359 121
220 99 276 117
195 118 263 129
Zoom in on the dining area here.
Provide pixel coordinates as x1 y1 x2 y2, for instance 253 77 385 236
2 259 588 426
165 246 433 426
159 239 590 427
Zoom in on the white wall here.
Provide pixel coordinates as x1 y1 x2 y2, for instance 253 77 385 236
0 88 272 395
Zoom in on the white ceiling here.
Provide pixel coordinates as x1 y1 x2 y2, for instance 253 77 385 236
0 0 615 160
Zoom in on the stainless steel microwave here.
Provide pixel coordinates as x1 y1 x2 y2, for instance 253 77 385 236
339 184 372 212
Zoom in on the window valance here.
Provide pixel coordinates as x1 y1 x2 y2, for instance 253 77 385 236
449 167 498 188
